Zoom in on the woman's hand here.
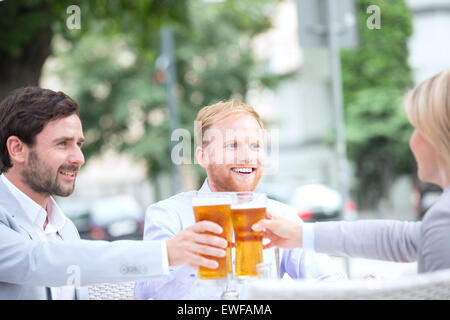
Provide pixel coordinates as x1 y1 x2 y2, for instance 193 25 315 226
252 211 303 249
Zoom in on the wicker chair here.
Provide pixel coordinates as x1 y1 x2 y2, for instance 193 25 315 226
247 268 450 300
88 281 136 300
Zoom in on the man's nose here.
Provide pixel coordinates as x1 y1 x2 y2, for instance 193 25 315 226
236 146 256 165
69 146 85 166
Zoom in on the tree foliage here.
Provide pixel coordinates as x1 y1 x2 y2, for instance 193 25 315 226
341 0 414 208
51 0 284 190
0 0 188 99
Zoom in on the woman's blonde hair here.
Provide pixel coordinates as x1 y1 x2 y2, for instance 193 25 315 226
195 99 263 145
404 69 450 169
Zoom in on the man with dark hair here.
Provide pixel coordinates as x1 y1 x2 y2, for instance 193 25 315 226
0 87 227 300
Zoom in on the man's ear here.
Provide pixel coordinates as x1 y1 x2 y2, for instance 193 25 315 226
6 136 29 166
195 146 208 169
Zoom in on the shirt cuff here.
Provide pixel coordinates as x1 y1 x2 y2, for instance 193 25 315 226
302 223 315 251
161 240 170 274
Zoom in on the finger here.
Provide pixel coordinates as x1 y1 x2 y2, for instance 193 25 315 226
186 252 219 269
251 221 264 232
199 257 219 269
263 242 275 250
265 210 273 219
194 234 228 248
262 228 278 241
252 219 273 232
191 243 226 258
191 221 223 235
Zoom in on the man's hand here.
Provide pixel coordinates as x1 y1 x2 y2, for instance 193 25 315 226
166 221 228 269
252 214 303 249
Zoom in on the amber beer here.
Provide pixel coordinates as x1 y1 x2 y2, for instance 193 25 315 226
192 193 232 280
231 192 267 277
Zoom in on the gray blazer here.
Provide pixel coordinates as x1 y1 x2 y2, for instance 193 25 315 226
314 186 450 273
0 178 166 299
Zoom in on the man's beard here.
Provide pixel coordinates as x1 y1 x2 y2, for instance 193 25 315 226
21 150 77 197
207 164 262 192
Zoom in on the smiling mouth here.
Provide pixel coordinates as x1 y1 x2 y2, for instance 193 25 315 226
231 167 256 174
59 170 77 178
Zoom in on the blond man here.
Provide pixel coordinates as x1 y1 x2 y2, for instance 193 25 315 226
134 100 346 300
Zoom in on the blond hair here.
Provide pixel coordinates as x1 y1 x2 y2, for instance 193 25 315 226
404 69 450 169
195 99 263 145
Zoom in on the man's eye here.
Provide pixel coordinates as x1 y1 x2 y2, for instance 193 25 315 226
57 141 66 147
226 143 237 148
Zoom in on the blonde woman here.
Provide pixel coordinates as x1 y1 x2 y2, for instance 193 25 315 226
253 69 450 273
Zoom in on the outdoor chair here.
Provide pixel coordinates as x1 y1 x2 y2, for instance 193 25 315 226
247 268 450 300
88 281 136 300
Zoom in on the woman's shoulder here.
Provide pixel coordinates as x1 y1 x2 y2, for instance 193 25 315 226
421 191 450 226
418 189 450 272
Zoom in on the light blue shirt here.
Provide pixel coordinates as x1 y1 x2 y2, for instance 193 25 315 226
134 180 346 300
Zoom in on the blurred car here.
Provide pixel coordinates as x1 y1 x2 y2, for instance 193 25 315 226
57 200 91 234
257 182 356 222
58 195 145 241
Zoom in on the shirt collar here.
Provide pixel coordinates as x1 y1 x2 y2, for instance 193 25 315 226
46 197 67 231
199 179 212 193
0 174 66 232
444 184 450 194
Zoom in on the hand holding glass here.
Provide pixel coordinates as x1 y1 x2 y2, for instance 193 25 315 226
231 192 267 278
192 193 232 280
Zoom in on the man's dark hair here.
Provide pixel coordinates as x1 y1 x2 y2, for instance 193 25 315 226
0 87 80 173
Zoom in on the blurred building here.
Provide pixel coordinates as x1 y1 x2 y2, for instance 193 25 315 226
407 0 450 84
40 0 450 213
250 0 330 185
69 150 155 207
250 0 344 193
253 0 450 219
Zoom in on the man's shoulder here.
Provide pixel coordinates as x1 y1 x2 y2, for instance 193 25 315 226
146 190 197 215
0 182 18 223
0 207 10 224
0 200 20 231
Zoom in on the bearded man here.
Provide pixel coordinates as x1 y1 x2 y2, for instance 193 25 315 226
134 100 345 300
0 87 227 299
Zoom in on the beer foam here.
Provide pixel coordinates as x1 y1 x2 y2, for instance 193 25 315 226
192 197 231 207
230 204 266 210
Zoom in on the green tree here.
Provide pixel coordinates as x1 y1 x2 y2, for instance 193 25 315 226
341 0 414 208
52 0 287 197
0 0 188 99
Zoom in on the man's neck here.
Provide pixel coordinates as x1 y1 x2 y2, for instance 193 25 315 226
207 179 218 192
206 179 256 193
3 171 49 210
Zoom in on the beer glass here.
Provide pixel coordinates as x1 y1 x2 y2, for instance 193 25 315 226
231 192 267 278
192 192 232 280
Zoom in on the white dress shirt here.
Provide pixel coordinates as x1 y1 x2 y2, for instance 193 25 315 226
134 179 346 300
303 223 316 251
1 174 75 300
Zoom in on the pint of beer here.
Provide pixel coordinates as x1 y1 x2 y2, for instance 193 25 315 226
231 192 267 277
192 193 232 280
